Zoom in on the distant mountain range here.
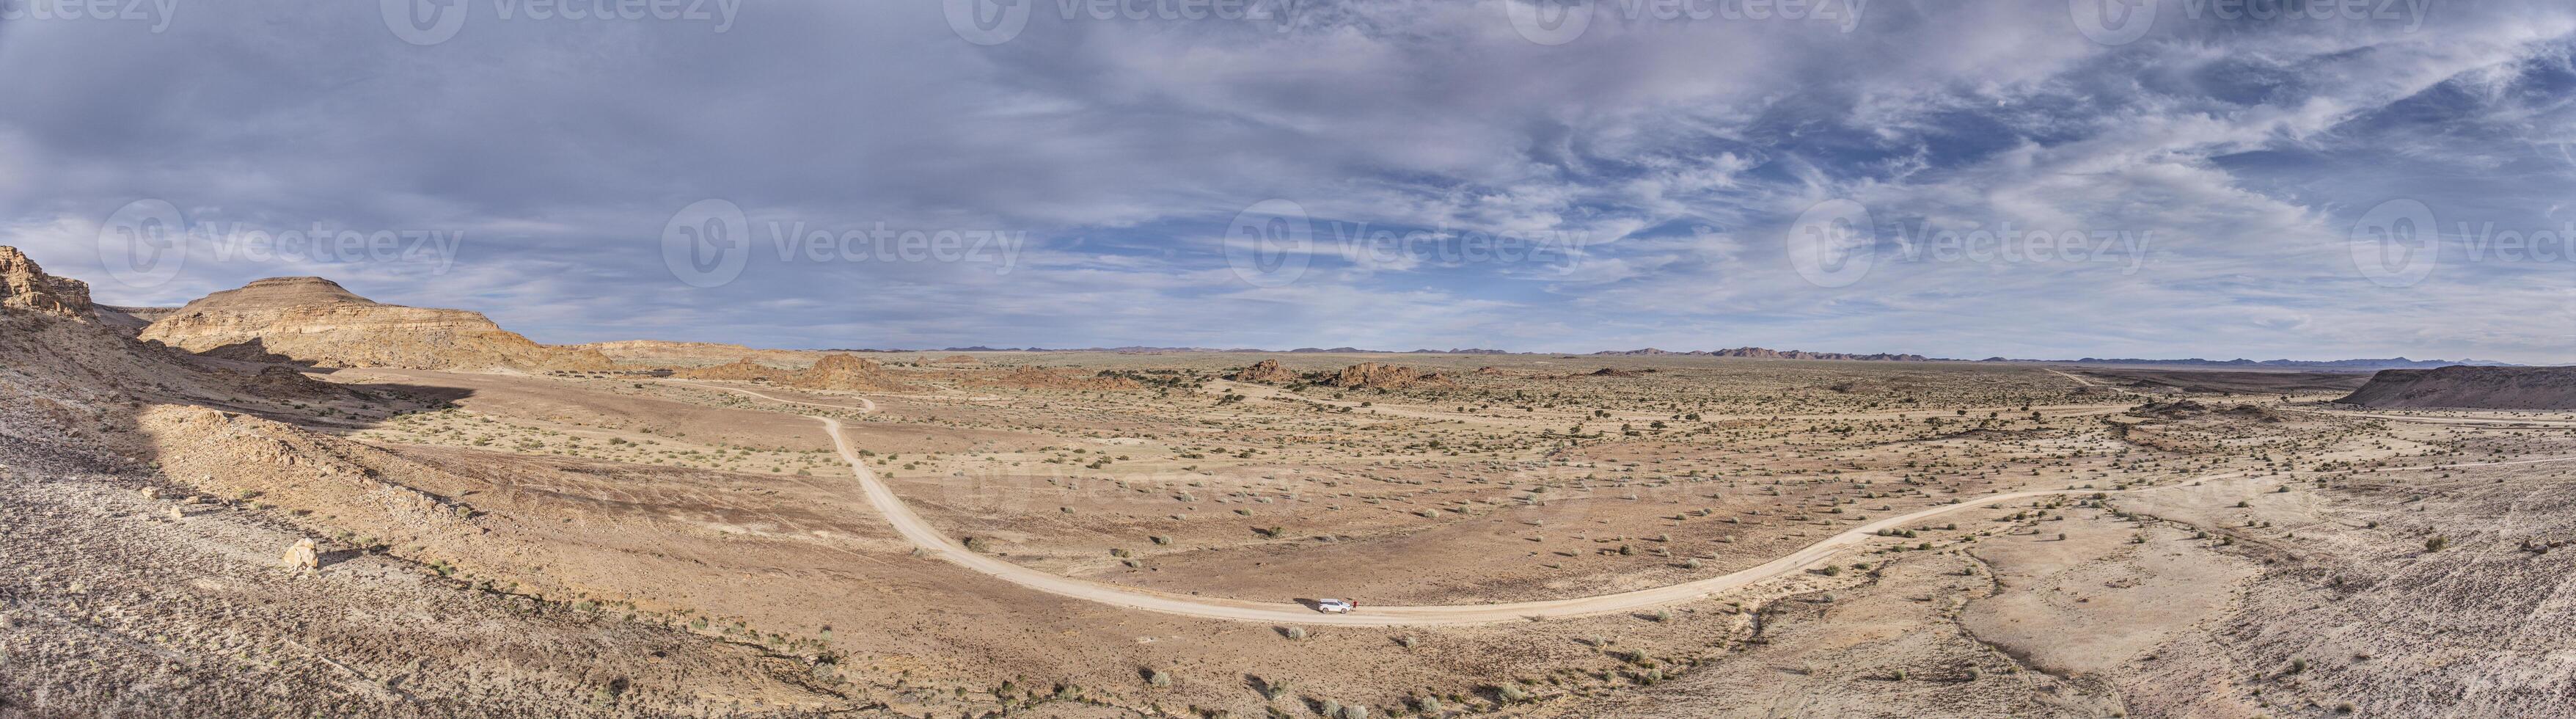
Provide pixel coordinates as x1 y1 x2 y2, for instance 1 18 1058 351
1981 357 2520 371
818 345 2527 371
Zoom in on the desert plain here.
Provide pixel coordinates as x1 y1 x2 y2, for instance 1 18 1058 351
7 251 2576 718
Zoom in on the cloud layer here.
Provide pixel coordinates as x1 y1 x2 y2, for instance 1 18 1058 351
5 0 2572 361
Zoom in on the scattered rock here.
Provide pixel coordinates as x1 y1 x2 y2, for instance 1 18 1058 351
282 538 320 571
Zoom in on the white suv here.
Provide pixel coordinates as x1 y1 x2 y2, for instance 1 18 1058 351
1315 598 1355 614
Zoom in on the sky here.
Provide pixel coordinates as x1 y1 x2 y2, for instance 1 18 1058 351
4 0 2574 362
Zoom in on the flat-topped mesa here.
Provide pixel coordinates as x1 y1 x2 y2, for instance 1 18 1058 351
182 276 376 308
0 246 95 318
2338 365 2576 410
139 276 612 371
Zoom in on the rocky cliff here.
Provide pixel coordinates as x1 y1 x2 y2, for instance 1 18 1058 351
138 277 612 371
2338 365 2576 409
1 246 95 318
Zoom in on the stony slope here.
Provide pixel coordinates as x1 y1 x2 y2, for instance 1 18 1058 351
2338 365 2576 409
139 277 612 371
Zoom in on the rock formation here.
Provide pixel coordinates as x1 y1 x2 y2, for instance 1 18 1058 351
139 277 613 371
1323 362 1448 390
282 538 320 571
0 247 94 318
1228 360 1298 383
2338 365 2576 409
797 353 904 390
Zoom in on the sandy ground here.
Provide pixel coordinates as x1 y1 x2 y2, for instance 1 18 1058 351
18 346 2576 717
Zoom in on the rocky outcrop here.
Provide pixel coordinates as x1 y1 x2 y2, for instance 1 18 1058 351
139 277 612 371
798 353 904 390
2338 365 2576 409
0 247 95 318
1228 360 1298 383
1323 362 1448 390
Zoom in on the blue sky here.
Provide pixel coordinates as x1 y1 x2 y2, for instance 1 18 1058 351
4 0 2573 362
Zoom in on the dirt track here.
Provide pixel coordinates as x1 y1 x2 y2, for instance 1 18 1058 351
672 381 2576 627
662 382 2156 625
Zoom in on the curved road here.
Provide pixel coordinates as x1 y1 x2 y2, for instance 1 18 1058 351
670 380 2572 627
